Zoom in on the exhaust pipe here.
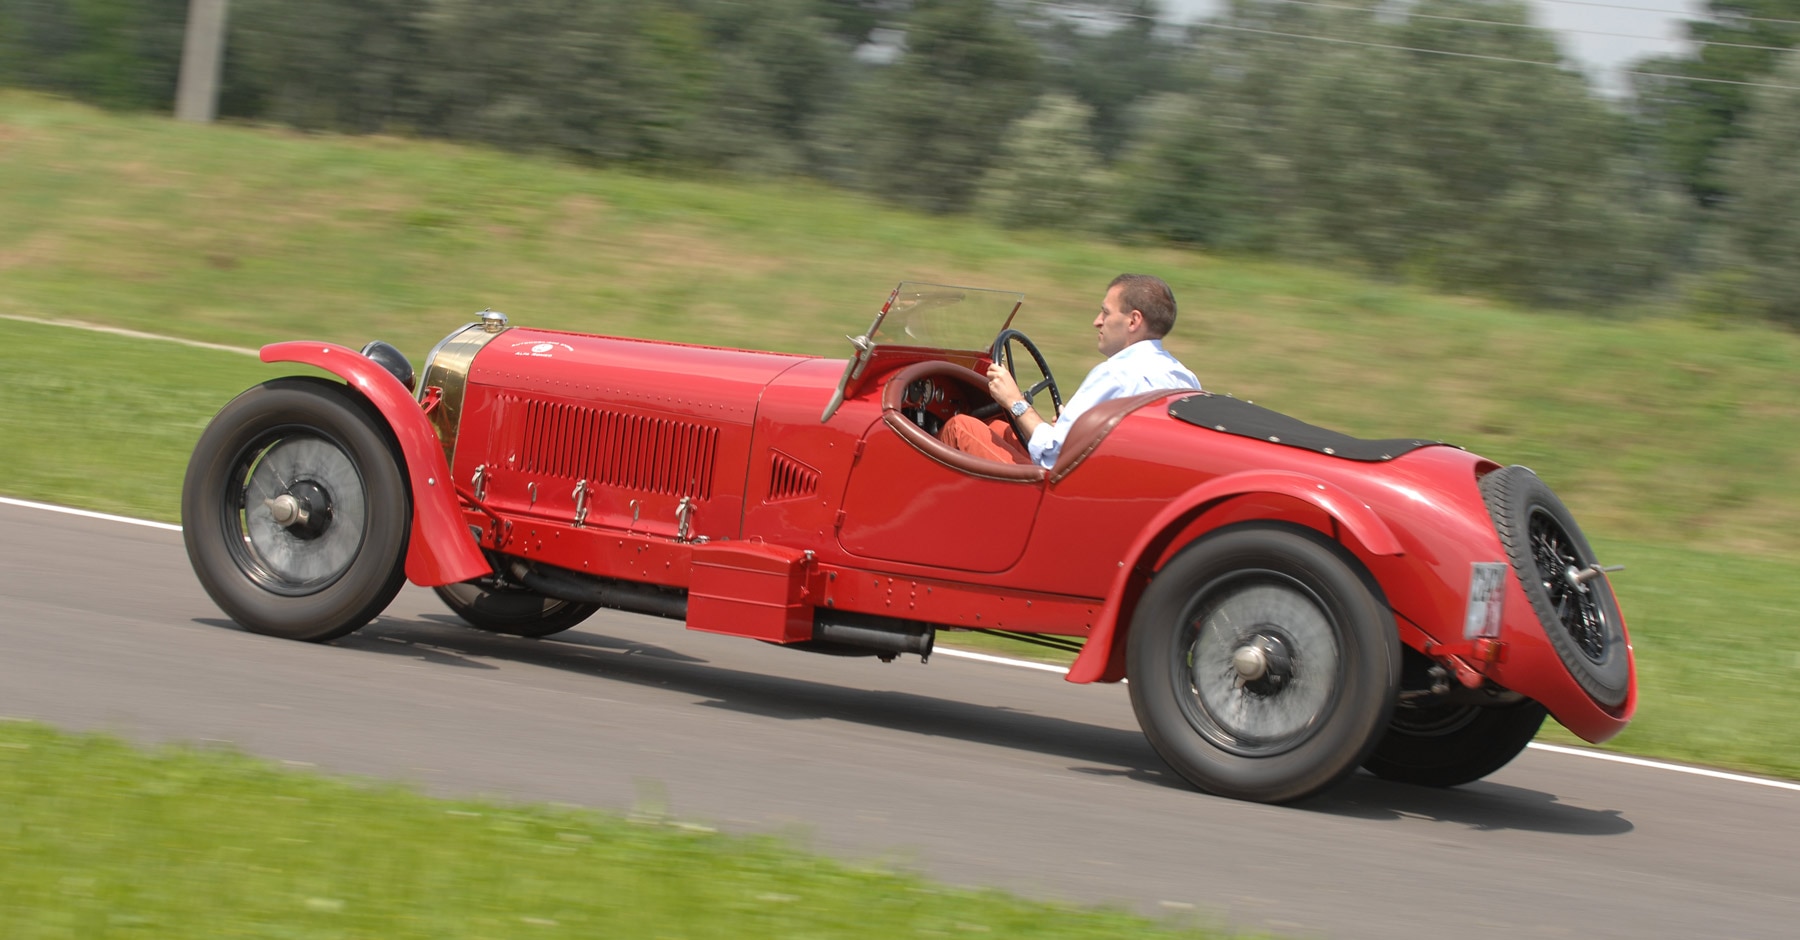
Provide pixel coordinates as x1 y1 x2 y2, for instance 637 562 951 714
509 561 688 621
812 611 935 660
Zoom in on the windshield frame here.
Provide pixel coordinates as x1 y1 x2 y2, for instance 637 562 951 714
821 282 1025 422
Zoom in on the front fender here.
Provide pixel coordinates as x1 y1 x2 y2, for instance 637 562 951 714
260 341 489 587
1066 470 1403 684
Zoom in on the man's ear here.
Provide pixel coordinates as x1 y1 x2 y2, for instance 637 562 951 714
1127 309 1147 334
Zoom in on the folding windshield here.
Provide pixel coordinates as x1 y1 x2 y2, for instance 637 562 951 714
821 282 1025 422
867 282 1025 354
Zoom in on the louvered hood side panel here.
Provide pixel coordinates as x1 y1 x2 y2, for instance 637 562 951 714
452 331 812 540
515 398 720 500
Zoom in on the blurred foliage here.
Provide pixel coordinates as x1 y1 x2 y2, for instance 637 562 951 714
1629 0 1800 207
1016 0 1187 159
977 92 1111 231
1710 52 1800 326
821 0 1043 212
5 0 1800 320
0 0 188 110
1117 1 1685 309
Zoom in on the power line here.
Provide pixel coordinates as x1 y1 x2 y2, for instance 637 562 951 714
1536 0 1800 29
1626 67 1800 90
1040 1 1800 92
1050 0 1800 31
1259 0 1797 53
1194 19 1800 91
1198 19 1582 65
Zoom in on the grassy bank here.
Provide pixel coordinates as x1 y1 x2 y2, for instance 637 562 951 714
3 91 1798 782
0 721 1224 939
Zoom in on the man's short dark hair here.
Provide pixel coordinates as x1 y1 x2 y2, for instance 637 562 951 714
1109 274 1177 337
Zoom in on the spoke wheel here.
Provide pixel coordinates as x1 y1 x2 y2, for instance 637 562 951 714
182 378 410 642
435 580 598 638
1530 509 1609 662
1481 466 1629 707
1128 525 1399 803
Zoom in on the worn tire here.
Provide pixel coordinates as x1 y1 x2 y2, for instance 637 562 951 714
435 580 598 638
181 377 410 642
1363 700 1546 787
1480 466 1629 707
1127 524 1401 803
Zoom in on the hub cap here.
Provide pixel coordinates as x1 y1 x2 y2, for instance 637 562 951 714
1176 575 1343 756
226 433 367 595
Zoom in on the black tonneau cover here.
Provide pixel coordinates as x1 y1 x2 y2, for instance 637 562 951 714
1168 392 1454 462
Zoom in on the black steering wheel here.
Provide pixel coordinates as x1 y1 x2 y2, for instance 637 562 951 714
989 328 1063 439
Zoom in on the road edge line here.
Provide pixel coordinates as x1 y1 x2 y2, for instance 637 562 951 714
1524 742 1800 792
4 313 260 356
0 496 182 532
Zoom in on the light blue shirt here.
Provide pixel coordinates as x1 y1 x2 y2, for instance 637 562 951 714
1026 339 1201 468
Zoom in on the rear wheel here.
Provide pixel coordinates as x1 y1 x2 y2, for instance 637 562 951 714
181 377 409 642
1363 700 1546 787
1127 525 1400 803
435 580 598 638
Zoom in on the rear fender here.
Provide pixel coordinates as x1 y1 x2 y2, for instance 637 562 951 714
260 341 490 587
1066 470 1403 684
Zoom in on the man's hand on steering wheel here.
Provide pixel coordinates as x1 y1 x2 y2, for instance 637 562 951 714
986 362 1027 412
988 328 1062 442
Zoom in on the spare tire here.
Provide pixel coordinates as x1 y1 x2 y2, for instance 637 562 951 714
1479 466 1629 707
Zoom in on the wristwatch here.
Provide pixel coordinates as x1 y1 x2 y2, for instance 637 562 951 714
1009 400 1030 418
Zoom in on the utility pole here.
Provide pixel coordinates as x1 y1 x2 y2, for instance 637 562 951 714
174 0 230 123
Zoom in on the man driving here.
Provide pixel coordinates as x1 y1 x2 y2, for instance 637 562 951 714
939 273 1201 467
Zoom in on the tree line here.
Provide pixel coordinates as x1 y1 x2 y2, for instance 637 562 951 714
3 0 1797 323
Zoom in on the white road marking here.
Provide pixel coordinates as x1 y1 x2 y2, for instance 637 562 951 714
932 646 1071 674
0 496 181 532
4 498 1796 795
2 313 259 356
1526 742 1800 792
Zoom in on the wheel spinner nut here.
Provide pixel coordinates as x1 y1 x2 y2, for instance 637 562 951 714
1232 644 1269 681
265 494 303 527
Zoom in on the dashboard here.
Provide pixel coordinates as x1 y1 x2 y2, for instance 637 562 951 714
899 375 974 435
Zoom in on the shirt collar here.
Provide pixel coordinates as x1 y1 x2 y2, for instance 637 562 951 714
1107 338 1167 363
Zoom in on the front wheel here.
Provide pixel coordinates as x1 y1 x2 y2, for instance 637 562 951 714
181 377 410 642
435 580 598 638
1127 525 1400 803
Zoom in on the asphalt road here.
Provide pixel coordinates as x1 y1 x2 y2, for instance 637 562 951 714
2 499 1795 939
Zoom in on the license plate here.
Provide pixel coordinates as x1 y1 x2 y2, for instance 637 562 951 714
1464 562 1509 639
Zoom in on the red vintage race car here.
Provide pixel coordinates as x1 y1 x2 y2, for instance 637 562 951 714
181 282 1635 803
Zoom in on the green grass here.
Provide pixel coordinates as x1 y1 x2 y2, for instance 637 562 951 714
0 721 1230 939
3 90 1799 785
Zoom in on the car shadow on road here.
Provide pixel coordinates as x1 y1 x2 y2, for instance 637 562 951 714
342 615 1181 787
273 614 1637 832
1301 772 1634 835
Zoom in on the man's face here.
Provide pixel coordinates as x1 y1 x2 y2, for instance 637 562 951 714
1093 285 1138 358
